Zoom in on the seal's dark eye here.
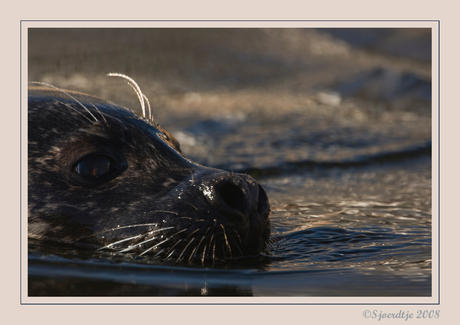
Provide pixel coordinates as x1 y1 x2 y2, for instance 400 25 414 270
74 155 117 179
69 152 127 187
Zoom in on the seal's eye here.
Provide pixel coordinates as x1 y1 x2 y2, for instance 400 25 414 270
69 152 127 187
75 155 115 178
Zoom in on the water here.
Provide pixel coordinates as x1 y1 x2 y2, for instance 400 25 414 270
27 28 433 297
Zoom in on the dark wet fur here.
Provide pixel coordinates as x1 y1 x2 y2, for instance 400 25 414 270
28 86 270 265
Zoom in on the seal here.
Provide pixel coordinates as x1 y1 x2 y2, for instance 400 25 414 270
28 75 270 265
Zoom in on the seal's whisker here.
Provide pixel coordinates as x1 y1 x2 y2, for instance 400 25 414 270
186 228 200 239
30 81 98 122
151 210 179 215
107 73 154 122
153 248 165 258
90 103 108 126
227 225 242 244
107 73 144 114
212 242 216 267
98 225 175 252
201 226 211 239
207 234 215 254
142 93 153 122
220 224 232 258
176 216 193 220
195 227 212 264
235 242 244 256
97 234 145 251
201 240 208 265
226 226 244 255
165 239 183 257
120 235 170 253
100 224 173 233
190 232 208 263
97 234 144 250
169 228 188 238
166 249 176 259
126 81 146 118
185 202 198 211
178 238 195 260
138 238 171 256
226 227 244 255
188 245 199 263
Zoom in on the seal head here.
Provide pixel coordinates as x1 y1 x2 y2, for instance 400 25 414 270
28 87 270 265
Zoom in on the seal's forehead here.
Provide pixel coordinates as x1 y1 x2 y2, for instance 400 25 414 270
28 87 181 152
29 86 147 125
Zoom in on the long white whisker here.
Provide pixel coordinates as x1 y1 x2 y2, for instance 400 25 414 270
228 225 242 244
201 242 208 265
166 240 182 258
107 73 148 119
220 224 232 258
98 226 174 251
120 234 171 253
138 238 171 256
169 228 188 238
188 245 199 263
212 242 216 266
166 249 177 259
189 232 208 263
100 225 173 233
125 81 145 118
186 228 200 239
178 238 195 260
143 93 153 122
153 248 166 258
97 234 144 250
30 81 98 122
90 103 108 126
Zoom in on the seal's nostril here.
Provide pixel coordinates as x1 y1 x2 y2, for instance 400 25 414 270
216 182 247 214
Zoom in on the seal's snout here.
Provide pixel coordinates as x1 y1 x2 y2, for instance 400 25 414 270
184 171 271 259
